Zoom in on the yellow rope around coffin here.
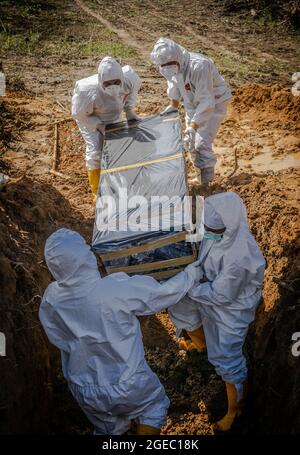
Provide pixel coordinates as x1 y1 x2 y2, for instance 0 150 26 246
99 231 188 261
100 152 183 175
106 254 195 274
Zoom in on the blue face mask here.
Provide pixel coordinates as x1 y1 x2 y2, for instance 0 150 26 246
203 230 224 242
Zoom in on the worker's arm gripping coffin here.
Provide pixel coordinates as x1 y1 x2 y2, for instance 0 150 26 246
92 111 197 279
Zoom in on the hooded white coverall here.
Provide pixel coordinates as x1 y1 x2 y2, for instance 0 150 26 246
71 57 141 170
150 38 231 176
39 229 198 435
168 192 265 399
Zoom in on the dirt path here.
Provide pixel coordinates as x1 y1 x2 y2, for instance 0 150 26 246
75 0 149 58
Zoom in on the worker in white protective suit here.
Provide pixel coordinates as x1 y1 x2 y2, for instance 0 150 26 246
71 57 141 200
39 228 202 435
168 192 265 432
150 38 232 186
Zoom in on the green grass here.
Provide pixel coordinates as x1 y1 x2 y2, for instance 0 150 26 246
0 31 40 55
0 30 136 59
0 1 137 59
43 39 136 59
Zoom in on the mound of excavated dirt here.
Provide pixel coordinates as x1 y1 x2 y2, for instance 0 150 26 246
214 84 300 170
232 84 300 129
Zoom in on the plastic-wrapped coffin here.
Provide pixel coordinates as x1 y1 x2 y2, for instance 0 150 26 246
92 110 197 280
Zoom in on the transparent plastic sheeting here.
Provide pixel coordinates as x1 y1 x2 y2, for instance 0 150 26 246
92 110 197 268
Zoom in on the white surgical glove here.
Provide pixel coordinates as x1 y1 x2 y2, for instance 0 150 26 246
183 126 196 152
126 110 141 121
160 105 177 116
184 260 203 284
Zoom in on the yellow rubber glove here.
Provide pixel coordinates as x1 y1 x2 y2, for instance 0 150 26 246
87 169 100 199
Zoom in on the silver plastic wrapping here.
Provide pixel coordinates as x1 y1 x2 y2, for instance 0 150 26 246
92 110 197 275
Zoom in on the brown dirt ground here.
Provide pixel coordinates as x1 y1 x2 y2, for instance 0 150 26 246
0 0 300 435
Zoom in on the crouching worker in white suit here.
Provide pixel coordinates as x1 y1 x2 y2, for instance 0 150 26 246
168 192 265 432
39 228 202 435
150 38 231 187
71 57 141 200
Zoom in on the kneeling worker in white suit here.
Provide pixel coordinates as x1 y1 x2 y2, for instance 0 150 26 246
150 38 231 186
39 228 202 435
72 57 141 200
168 192 265 431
